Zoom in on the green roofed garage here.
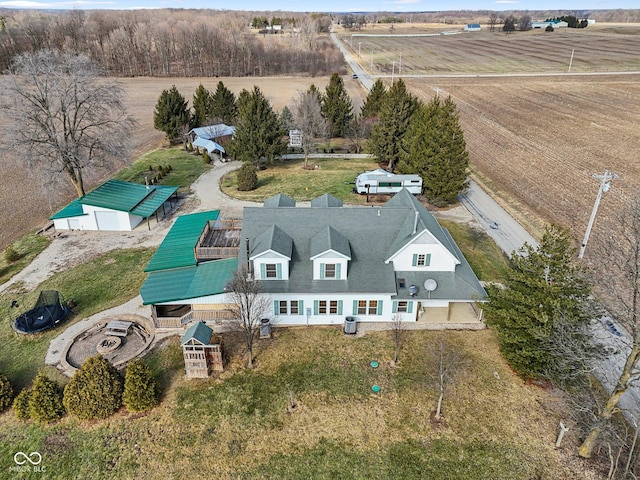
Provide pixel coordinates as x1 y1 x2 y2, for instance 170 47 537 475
50 179 178 231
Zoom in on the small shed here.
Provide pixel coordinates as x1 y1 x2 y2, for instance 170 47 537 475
181 321 224 378
464 23 482 32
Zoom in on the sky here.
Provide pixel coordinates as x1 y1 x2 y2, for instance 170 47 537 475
0 0 636 13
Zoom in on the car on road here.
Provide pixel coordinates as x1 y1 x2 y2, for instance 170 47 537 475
352 73 358 79
489 221 499 229
603 318 622 337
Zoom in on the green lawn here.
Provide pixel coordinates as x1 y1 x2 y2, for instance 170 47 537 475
0 234 50 286
221 157 379 203
114 147 211 192
440 220 508 283
0 248 153 391
0 328 584 479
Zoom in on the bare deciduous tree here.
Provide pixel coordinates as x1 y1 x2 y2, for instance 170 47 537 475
225 266 271 369
1 50 134 197
579 198 640 458
292 89 328 169
427 334 468 421
390 312 406 364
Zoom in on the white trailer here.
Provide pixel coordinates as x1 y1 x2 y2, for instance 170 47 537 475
355 169 422 195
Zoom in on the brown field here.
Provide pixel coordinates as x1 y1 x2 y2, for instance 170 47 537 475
2 24 640 257
0 76 366 250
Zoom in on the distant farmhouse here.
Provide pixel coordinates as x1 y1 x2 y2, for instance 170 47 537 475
140 189 486 329
464 23 482 32
186 123 236 159
532 20 568 29
50 179 178 231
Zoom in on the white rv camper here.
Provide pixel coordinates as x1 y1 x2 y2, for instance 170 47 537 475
355 169 422 195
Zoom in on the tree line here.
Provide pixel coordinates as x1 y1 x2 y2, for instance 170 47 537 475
154 75 469 205
0 9 341 77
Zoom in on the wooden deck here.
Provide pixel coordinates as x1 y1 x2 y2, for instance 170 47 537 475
195 220 241 261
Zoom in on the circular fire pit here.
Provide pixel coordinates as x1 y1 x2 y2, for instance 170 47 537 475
96 335 122 355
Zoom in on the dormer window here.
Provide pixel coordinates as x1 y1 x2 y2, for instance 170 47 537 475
324 264 336 278
265 263 277 278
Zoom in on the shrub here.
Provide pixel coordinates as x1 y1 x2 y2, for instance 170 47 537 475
13 389 31 421
63 355 124 420
123 360 160 413
237 162 258 191
4 245 20 263
0 374 13 412
149 165 153 171
202 150 210 164
29 371 65 424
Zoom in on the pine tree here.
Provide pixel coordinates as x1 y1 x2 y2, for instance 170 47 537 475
280 106 295 131
398 95 469 205
0 374 13 412
321 73 353 137
210 81 238 125
153 85 190 143
63 355 124 420
485 225 595 380
360 79 386 120
29 371 65 424
123 360 160 413
237 162 258 191
13 389 31 421
228 86 286 164
191 84 212 128
367 79 420 172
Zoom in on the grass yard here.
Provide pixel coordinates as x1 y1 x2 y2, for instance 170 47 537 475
0 327 597 479
114 147 212 192
221 157 379 203
0 234 50 286
0 248 153 391
440 220 508 283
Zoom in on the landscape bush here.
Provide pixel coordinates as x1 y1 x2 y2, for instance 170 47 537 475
13 389 31 421
0 374 13 411
63 355 124 420
4 245 20 263
237 162 258 191
123 360 160 413
28 371 65 424
202 150 210 164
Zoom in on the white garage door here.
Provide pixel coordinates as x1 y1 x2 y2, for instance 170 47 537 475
95 211 121 230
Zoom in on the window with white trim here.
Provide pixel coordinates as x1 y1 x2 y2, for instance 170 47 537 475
265 263 277 278
355 300 381 315
324 264 336 278
396 301 408 313
275 300 302 315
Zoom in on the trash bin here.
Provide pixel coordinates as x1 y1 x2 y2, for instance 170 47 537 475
344 316 357 335
260 318 271 338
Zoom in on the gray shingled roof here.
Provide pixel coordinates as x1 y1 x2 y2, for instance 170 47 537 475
310 225 351 259
240 189 485 300
311 193 343 208
250 225 293 259
264 193 296 208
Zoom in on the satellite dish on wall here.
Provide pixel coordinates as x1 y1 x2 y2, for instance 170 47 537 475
424 279 437 292
408 285 419 296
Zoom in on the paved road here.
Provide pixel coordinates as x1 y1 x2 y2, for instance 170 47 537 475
330 31 373 91
459 180 538 256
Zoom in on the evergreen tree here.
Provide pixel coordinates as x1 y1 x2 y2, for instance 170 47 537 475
237 162 258 191
307 84 324 105
398 95 469 205
0 374 13 412
360 79 386 120
228 86 286 164
63 355 124 420
210 81 238 125
280 106 295 131
13 389 31 421
321 73 353 137
123 360 160 413
191 83 213 128
29 371 65 424
485 225 595 381
153 85 190 143
367 79 420 172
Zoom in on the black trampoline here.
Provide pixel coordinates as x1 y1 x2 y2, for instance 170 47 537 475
11 290 69 334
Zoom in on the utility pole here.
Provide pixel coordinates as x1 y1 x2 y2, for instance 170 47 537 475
579 169 618 259
568 49 575 73
358 42 361 57
391 61 396 82
370 50 374 71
